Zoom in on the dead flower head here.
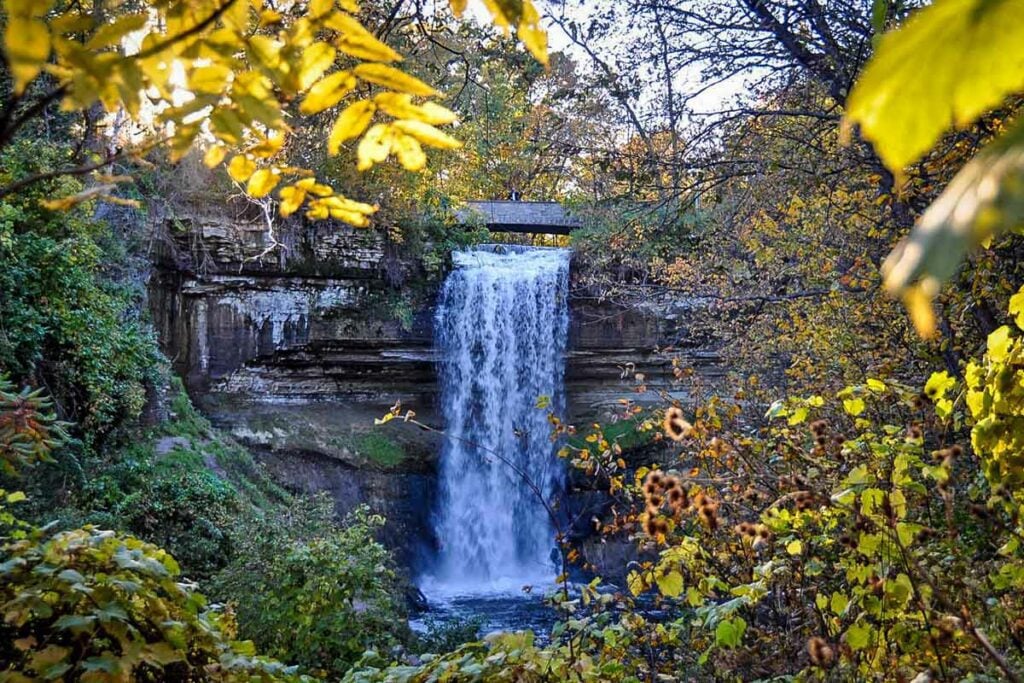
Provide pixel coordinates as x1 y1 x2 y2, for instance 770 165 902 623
663 406 693 442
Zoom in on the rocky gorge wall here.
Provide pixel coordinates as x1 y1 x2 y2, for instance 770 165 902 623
149 213 730 571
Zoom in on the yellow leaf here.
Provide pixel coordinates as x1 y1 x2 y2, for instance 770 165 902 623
902 283 937 339
321 194 376 215
85 13 148 49
297 41 337 92
248 131 286 158
247 168 280 198
51 14 94 36
227 155 257 183
222 0 251 33
374 93 457 125
655 570 684 598
306 202 330 220
299 70 356 114
6 18 51 94
329 207 371 226
327 12 403 63
203 145 228 168
189 64 232 95
258 9 283 27
449 0 468 17
248 35 282 71
393 119 461 149
481 0 513 30
278 186 307 217
353 63 435 96
210 109 246 144
786 540 803 555
311 0 335 18
40 184 115 211
842 398 866 417
516 1 548 67
417 101 458 125
7 0 52 18
356 123 393 170
329 100 376 155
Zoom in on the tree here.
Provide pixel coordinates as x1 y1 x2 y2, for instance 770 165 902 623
0 0 548 225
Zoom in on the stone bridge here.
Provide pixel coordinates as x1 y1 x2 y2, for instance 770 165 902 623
458 200 580 234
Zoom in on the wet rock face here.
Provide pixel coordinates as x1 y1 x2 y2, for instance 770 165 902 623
149 215 728 574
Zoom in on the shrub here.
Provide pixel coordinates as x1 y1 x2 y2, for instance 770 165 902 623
0 524 308 682
212 499 409 678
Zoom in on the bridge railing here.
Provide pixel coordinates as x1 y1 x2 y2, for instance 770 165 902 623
457 200 580 235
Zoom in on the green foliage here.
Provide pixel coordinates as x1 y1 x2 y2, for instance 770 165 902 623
211 500 408 679
74 445 240 581
0 525 309 682
966 286 1024 491
0 139 156 442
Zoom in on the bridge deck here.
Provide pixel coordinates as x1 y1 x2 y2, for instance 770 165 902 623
458 200 580 235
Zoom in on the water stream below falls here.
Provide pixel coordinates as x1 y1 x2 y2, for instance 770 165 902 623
418 245 570 632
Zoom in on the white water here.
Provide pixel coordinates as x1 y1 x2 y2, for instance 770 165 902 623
426 245 570 596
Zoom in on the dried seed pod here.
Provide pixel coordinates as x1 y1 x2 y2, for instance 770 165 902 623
807 637 834 668
663 406 693 442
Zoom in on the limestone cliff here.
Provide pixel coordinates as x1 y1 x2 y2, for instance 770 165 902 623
149 213 728 571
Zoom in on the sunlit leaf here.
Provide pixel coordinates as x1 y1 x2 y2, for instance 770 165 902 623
356 123 393 170
189 64 232 95
842 398 865 417
300 70 357 114
393 119 461 150
515 0 548 67
327 12 403 63
374 93 457 125
881 123 1024 309
246 168 280 198
5 18 51 93
655 570 683 598
295 41 337 92
85 13 148 50
392 132 426 171
278 186 306 217
353 64 436 96
845 0 1024 171
329 100 376 156
227 155 257 183
203 145 227 168
1010 288 1024 329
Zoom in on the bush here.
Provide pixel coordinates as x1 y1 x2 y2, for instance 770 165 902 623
211 499 409 678
0 524 309 682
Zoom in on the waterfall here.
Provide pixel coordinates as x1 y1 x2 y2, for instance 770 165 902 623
429 245 570 594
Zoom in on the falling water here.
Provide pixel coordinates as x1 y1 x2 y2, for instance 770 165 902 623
428 245 570 594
